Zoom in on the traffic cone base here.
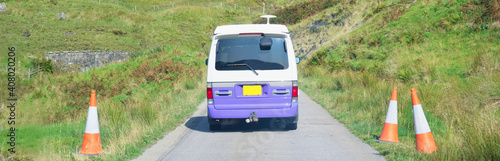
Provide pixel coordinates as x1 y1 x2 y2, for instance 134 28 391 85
415 132 437 153
379 123 399 143
79 133 103 155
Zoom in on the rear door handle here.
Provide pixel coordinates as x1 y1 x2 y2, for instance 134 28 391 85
273 89 290 95
215 90 232 96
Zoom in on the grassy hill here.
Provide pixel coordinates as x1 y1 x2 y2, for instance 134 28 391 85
0 0 244 63
0 0 257 160
278 0 499 160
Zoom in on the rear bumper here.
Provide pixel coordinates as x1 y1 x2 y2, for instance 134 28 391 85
208 103 298 119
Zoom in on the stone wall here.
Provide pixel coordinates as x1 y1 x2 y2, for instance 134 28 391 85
45 51 133 72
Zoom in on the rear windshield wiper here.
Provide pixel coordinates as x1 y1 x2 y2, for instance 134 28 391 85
224 63 259 76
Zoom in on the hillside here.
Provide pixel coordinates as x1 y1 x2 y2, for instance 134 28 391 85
0 0 257 160
277 0 499 160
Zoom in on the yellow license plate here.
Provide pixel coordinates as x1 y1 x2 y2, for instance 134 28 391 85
243 85 262 96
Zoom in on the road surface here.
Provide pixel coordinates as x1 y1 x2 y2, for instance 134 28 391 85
132 90 385 161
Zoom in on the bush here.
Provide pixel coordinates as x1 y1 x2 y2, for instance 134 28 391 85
39 59 54 74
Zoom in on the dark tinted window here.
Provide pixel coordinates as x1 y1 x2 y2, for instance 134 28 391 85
215 37 288 70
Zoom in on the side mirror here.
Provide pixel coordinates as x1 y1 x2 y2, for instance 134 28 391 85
205 59 208 65
295 57 300 64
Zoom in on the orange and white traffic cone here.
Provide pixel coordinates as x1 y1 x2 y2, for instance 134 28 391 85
411 88 437 153
79 90 104 155
378 87 399 143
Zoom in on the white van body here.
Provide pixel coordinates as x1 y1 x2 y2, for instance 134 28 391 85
206 16 299 130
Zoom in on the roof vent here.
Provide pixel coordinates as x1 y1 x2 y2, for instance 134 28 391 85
260 15 277 25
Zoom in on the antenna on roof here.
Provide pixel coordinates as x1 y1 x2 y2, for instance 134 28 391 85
260 15 277 25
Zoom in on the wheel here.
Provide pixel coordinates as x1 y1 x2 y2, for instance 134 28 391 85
270 118 287 130
286 113 298 130
207 112 221 131
209 124 221 131
286 122 297 130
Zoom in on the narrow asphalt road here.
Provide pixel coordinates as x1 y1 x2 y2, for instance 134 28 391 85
132 90 385 161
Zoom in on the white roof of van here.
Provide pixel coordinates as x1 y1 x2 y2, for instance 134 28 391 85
214 24 289 35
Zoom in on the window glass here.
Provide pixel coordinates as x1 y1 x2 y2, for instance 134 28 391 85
215 37 289 70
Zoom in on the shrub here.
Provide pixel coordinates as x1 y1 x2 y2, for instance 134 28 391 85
39 59 54 74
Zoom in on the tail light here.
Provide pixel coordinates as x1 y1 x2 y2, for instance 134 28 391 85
207 83 214 104
239 33 264 35
292 81 298 103
292 86 298 97
207 88 213 99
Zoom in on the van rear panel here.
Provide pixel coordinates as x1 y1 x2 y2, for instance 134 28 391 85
208 81 296 118
208 104 298 119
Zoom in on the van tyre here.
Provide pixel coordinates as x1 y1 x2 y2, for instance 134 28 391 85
286 123 297 130
270 118 287 130
286 113 298 130
207 113 221 131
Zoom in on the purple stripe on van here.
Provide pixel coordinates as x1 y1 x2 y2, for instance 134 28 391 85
208 103 298 119
212 85 293 110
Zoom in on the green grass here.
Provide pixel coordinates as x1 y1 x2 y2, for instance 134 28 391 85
0 0 255 100
0 0 259 160
297 0 499 160
0 0 255 70
0 46 209 160
257 0 338 25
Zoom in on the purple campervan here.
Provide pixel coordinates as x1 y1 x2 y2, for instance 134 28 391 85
205 15 299 131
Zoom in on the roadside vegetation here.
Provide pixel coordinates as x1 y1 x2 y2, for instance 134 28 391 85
281 0 499 160
0 0 256 160
1 46 208 160
0 0 243 64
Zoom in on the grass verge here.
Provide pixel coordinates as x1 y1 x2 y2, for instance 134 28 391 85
0 1 257 160
297 0 499 160
0 46 207 160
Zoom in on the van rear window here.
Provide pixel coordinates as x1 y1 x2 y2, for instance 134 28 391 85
215 37 289 71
